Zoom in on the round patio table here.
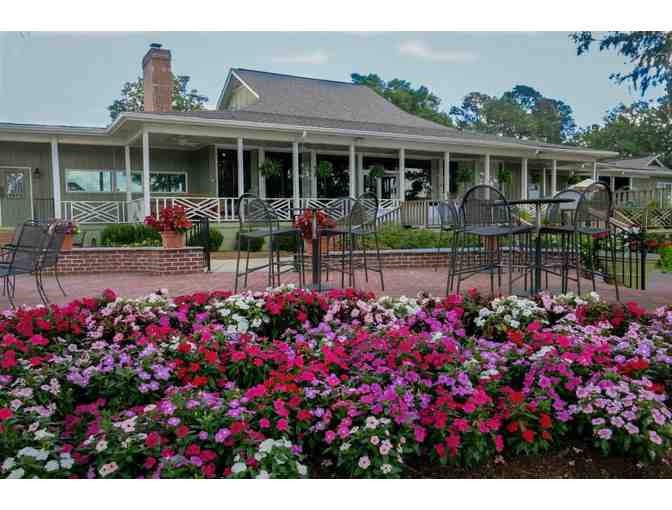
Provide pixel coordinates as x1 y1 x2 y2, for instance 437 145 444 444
507 197 575 294
292 207 333 292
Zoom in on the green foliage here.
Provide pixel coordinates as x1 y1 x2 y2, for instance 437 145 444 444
365 224 452 250
450 85 577 144
258 159 282 178
658 246 672 273
571 31 672 97
107 75 208 121
573 100 672 167
273 233 299 253
496 167 513 185
351 73 453 127
187 228 223 252
368 164 385 179
315 160 334 179
101 224 161 247
235 231 264 252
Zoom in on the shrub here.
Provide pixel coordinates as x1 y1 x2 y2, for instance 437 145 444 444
658 245 672 273
187 228 223 252
274 233 299 252
366 224 451 250
235 230 264 252
100 224 161 247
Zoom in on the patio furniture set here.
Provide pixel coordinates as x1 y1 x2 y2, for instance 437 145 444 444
234 181 621 301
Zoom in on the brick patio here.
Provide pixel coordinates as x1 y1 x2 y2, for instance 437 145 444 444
2 266 670 310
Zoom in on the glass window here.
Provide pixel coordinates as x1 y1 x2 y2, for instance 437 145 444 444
6 172 25 196
65 170 113 192
116 172 187 193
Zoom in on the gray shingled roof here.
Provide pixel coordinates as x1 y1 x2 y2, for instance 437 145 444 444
600 155 671 172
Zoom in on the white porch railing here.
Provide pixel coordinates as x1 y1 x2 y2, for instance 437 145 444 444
61 197 402 224
62 201 127 224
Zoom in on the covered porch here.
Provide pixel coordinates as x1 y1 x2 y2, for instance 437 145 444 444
51 128 602 226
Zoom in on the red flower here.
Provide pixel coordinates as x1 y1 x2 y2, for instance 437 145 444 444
539 414 552 429
277 418 289 431
29 334 49 347
145 431 160 448
185 443 201 456
0 408 13 421
176 425 189 438
144 457 157 469
495 435 504 452
434 443 447 458
522 429 536 443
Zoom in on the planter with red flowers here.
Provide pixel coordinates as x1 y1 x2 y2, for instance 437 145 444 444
60 221 79 251
144 206 193 249
292 209 337 255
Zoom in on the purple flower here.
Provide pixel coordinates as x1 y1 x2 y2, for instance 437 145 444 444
597 428 612 440
649 431 663 445
214 428 230 443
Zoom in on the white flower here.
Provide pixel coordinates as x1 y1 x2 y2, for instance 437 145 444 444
99 462 119 477
358 456 371 469
381 463 392 474
256 470 270 479
297 463 308 476
370 435 380 446
59 453 74 470
339 442 351 451
7 468 25 479
96 440 108 452
231 462 247 474
44 460 60 472
259 439 275 453
1 457 16 472
365 416 379 429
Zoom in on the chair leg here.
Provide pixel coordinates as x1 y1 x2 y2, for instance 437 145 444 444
54 265 66 297
374 229 385 291
435 229 443 272
244 238 253 288
575 236 582 296
234 235 243 293
36 271 49 306
610 230 621 302
508 235 514 295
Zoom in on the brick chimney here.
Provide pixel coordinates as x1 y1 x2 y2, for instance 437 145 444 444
142 43 172 113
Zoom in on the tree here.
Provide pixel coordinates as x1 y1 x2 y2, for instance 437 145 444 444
450 85 576 143
573 99 672 166
107 75 208 121
571 31 672 97
351 73 453 127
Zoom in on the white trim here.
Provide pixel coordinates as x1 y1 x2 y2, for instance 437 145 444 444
521 158 529 200
398 148 405 202
310 150 317 196
258 148 266 198
124 146 132 204
551 159 558 195
216 70 261 110
443 152 450 199
292 141 300 206
484 154 491 185
237 137 245 196
50 138 62 219
349 144 356 198
142 129 151 216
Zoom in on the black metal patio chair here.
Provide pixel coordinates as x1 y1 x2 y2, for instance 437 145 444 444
234 193 304 292
432 200 463 293
320 192 385 290
454 185 533 296
557 182 620 300
36 221 69 303
540 189 582 292
0 220 51 308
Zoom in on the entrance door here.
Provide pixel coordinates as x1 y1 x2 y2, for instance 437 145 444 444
0 167 32 227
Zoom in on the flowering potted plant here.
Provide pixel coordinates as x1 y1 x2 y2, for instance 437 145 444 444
144 205 193 249
292 209 336 254
60 221 79 251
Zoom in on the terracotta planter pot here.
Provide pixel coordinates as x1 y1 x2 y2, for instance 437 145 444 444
161 231 186 249
61 234 74 251
304 237 330 256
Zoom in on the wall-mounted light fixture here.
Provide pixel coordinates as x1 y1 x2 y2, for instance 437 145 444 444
33 167 41 179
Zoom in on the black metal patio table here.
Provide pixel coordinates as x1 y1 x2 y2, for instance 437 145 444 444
507 197 575 294
292 206 333 292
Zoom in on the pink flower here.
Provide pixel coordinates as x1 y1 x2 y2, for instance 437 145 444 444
325 430 336 444
495 435 504 452
414 426 427 443
277 419 289 431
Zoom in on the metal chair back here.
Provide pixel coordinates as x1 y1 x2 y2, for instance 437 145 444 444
348 192 378 232
236 193 276 233
545 189 581 225
460 185 512 228
436 200 461 230
7 220 50 274
40 222 68 270
575 182 612 229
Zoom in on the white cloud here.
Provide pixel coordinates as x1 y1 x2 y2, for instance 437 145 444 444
398 40 478 63
271 50 329 64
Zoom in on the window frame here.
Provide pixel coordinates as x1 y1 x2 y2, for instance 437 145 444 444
64 169 189 194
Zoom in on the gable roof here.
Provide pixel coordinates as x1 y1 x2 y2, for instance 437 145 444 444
599 155 671 172
219 68 451 130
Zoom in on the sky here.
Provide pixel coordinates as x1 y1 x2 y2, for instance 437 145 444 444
0 31 660 129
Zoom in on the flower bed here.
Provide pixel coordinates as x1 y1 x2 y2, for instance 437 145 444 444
1 287 671 479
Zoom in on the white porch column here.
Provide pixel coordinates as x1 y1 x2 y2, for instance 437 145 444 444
124 145 132 206
310 150 317 197
349 143 356 198
610 175 615 192
551 159 558 195
398 148 405 202
542 168 547 196
357 153 364 195
484 154 491 185
443 151 450 199
592 161 598 181
142 130 151 217
237 137 245 196
258 148 266 198
292 141 300 207
50 138 62 219
521 158 529 200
